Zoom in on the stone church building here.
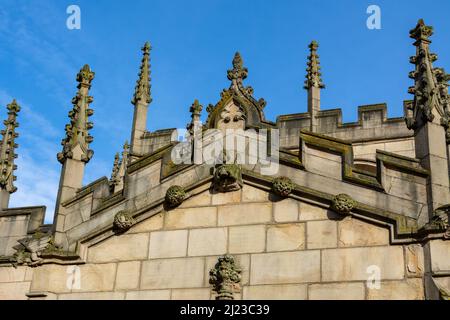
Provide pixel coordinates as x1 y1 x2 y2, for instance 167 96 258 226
0 19 449 300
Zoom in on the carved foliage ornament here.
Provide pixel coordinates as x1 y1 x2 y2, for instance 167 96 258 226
331 193 356 215
165 185 186 208
272 176 294 197
209 255 242 300
213 164 243 192
113 210 135 233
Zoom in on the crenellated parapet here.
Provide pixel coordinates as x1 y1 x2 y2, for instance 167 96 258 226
57 64 95 164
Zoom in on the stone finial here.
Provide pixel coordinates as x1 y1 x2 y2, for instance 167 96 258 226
304 41 325 90
213 164 243 192
405 19 450 134
331 193 356 215
272 176 294 197
131 41 152 105
186 99 203 134
57 64 95 164
113 210 135 233
0 99 20 193
209 255 242 300
165 185 186 208
110 141 129 192
227 52 248 89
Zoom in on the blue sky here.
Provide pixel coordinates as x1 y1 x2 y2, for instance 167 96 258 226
0 0 449 222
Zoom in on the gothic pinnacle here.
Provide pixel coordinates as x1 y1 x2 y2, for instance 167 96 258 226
110 141 129 192
187 99 203 134
132 41 152 105
227 52 248 88
57 64 95 164
0 99 20 193
304 41 325 90
405 19 449 132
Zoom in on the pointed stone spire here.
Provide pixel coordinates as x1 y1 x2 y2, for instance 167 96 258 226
110 152 120 186
57 64 95 163
304 41 325 90
405 19 450 130
227 52 248 90
131 41 152 105
54 64 95 247
130 42 152 161
186 99 203 135
304 41 324 132
405 19 450 217
0 99 20 209
110 141 129 193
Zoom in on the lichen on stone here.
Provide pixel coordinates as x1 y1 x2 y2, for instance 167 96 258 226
113 210 135 233
331 193 356 214
272 176 294 197
165 185 186 208
209 255 242 300
213 164 243 192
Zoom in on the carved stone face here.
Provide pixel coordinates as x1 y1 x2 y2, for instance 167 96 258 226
217 101 245 130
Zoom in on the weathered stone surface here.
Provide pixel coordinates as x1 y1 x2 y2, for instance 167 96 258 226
149 230 188 259
229 225 266 254
242 185 268 202
209 255 242 300
0 266 27 282
218 203 272 226
141 258 204 289
405 244 424 277
298 202 329 221
115 261 141 290
0 282 30 300
188 228 227 256
243 284 307 300
59 292 125 300
88 233 149 262
273 198 299 222
322 246 404 281
30 264 71 293
212 189 241 205
76 263 117 292
267 223 305 252
338 217 389 247
171 288 211 300
125 290 171 300
307 220 337 249
308 282 365 300
429 240 450 273
367 279 424 300
179 190 212 208
129 213 164 233
250 251 320 285
165 207 217 229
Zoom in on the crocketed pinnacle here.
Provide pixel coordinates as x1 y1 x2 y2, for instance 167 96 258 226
57 64 95 164
110 141 129 191
187 99 203 134
304 41 325 90
132 41 152 105
227 52 248 89
0 99 20 193
406 19 450 133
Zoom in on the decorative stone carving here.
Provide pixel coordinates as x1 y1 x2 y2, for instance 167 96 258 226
0 99 20 193
304 41 325 89
213 164 243 192
57 64 95 164
131 41 152 105
272 176 294 197
331 194 356 215
113 210 135 233
421 204 450 239
405 19 450 136
165 185 186 208
209 255 242 300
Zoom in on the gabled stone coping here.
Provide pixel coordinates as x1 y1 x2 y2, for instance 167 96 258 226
0 206 46 234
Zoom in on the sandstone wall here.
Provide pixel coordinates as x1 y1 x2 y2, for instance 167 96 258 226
0 185 426 300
